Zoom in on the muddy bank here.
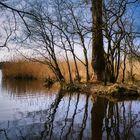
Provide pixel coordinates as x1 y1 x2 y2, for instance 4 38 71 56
63 83 140 98
60 82 140 96
59 82 140 98
90 83 140 98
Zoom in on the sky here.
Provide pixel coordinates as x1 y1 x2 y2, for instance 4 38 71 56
0 0 140 62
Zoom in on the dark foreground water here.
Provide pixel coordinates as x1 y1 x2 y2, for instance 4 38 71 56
0 71 140 140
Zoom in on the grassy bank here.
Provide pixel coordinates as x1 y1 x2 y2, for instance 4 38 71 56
2 59 140 98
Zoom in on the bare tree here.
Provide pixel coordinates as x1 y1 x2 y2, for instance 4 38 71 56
102 0 140 83
0 0 139 84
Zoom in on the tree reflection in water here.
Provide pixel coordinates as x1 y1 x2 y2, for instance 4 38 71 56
91 97 108 140
1 79 140 140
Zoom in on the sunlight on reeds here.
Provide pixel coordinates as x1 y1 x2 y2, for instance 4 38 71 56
59 60 92 82
2 58 92 82
2 58 139 83
2 59 54 80
118 60 140 82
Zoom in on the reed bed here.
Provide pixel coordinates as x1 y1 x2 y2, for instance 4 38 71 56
2 58 140 83
118 60 140 82
59 60 92 81
2 60 54 80
2 59 91 81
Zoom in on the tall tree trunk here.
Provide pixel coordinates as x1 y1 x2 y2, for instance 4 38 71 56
91 0 105 81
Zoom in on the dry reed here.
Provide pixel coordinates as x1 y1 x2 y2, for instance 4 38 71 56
2 58 139 83
2 60 54 80
2 59 91 81
118 60 140 82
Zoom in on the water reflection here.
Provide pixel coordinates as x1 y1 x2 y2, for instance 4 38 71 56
91 97 108 140
102 101 140 140
0 75 140 139
2 79 59 96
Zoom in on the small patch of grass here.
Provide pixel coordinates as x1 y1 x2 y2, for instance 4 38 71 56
61 83 81 92
44 77 55 88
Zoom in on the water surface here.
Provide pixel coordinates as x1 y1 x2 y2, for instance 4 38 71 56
0 71 140 140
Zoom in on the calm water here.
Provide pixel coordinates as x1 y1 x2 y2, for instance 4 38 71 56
0 71 140 140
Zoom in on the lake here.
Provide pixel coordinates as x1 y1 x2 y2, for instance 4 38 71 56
0 70 140 140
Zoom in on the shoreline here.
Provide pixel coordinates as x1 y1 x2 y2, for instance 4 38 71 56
88 83 140 102
2 76 140 100
65 82 140 99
